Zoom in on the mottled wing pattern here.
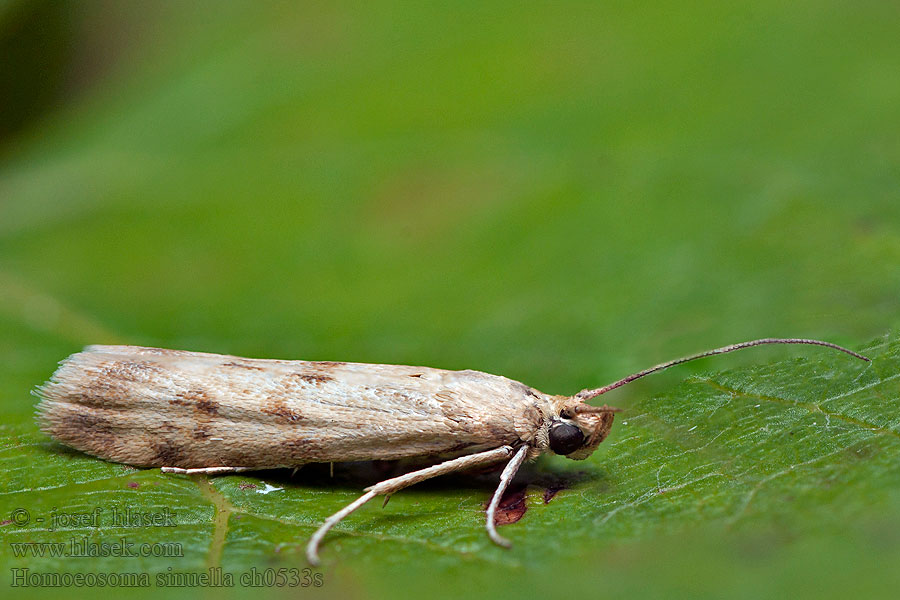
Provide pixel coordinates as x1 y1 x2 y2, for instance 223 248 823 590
36 345 544 468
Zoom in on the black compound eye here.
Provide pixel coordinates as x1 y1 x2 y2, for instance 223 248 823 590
549 422 585 455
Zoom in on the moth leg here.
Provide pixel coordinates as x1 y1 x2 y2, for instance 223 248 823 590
306 445 515 566
484 444 529 548
161 466 255 475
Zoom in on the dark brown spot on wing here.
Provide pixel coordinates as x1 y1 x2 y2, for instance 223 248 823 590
153 441 186 465
157 421 179 435
263 400 304 422
514 382 540 398
314 361 345 368
287 372 334 384
172 388 219 415
173 388 206 404
71 412 116 434
79 378 134 407
196 399 219 415
222 361 264 371
440 407 463 424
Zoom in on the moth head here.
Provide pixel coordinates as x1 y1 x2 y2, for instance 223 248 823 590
544 399 619 460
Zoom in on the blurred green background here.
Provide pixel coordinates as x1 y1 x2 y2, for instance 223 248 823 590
1 1 899 598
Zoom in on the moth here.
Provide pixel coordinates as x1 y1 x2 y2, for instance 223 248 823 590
35 338 868 564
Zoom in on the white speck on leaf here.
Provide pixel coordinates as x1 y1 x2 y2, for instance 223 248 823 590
256 483 284 495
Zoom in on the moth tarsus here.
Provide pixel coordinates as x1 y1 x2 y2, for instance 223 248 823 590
35 337 869 564
161 466 253 475
484 445 529 549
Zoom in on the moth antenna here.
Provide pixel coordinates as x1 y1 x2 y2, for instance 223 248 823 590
576 338 870 402
573 404 622 414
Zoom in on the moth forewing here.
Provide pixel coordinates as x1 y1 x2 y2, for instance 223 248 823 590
35 345 550 469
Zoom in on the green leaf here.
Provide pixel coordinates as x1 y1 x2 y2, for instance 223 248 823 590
3 337 898 599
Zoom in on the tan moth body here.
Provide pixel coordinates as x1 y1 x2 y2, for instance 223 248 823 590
36 345 612 469
35 338 868 565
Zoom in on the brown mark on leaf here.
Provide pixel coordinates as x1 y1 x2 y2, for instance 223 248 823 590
239 482 257 490
222 361 264 371
127 482 140 489
543 483 567 504
486 485 527 526
845 440 880 462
